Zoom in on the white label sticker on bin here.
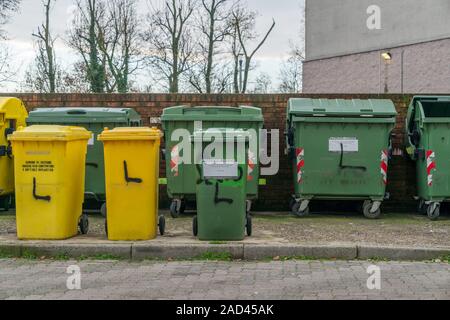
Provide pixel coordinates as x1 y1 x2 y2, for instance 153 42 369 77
88 135 95 146
329 138 359 152
203 160 238 179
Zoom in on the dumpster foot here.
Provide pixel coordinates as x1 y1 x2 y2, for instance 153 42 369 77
292 200 310 217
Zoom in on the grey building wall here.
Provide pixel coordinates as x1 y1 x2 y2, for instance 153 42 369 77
306 0 450 61
303 39 450 94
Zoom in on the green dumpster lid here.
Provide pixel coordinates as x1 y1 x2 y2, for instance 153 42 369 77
287 99 397 118
409 96 450 120
27 108 141 124
161 105 263 122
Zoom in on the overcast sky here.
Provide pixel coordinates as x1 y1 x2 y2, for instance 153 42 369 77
1 0 305 92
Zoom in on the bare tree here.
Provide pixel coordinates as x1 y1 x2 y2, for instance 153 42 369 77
227 5 254 93
0 0 20 88
278 45 304 93
27 0 58 93
230 5 276 93
67 0 107 93
251 72 272 93
0 0 20 38
96 0 141 93
142 0 196 93
188 0 233 93
0 48 14 84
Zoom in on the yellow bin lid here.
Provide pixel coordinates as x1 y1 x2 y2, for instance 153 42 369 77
9 125 92 142
98 127 163 141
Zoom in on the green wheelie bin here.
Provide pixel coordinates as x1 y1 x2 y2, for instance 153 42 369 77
286 98 397 219
192 129 252 241
406 96 450 220
27 108 142 215
161 106 264 218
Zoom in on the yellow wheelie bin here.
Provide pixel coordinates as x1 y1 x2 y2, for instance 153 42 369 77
0 97 28 210
98 127 164 241
9 125 92 240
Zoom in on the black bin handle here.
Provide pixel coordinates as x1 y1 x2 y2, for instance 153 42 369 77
33 178 51 202
86 162 99 168
339 143 367 171
124 161 142 184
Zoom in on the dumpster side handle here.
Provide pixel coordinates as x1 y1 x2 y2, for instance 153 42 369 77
339 143 367 171
33 178 51 202
123 161 143 184
86 162 99 168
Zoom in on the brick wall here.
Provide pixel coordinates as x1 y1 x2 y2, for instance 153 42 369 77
1 93 419 212
303 38 450 94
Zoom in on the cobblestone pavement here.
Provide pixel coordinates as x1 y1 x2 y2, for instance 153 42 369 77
0 259 449 300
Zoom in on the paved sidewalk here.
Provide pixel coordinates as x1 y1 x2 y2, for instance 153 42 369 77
0 259 449 300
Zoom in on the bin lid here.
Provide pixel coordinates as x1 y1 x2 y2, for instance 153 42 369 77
0 97 28 119
161 106 263 122
27 108 141 124
9 125 92 141
98 127 163 141
287 99 397 119
410 96 450 120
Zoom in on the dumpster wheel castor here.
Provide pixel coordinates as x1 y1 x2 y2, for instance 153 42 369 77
170 200 186 218
193 216 198 237
417 199 427 215
363 201 381 220
100 203 107 217
292 201 310 217
426 203 440 221
78 214 89 235
158 215 166 236
246 215 252 237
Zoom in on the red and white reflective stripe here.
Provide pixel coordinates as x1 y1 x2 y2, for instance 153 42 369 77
170 145 180 177
247 150 256 181
296 148 305 184
426 150 436 187
380 150 388 185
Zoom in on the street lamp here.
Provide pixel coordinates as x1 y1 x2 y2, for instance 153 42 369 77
381 52 392 61
238 53 244 93
381 52 392 93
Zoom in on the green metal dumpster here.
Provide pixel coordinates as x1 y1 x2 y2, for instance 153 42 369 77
27 108 142 215
161 106 264 218
286 98 397 219
193 129 252 241
406 96 450 220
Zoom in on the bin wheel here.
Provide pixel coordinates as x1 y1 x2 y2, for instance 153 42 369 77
289 197 296 211
292 201 310 217
246 215 252 237
100 203 107 217
105 219 108 237
159 215 166 236
170 200 185 218
2 196 10 212
417 200 427 215
363 201 381 219
193 216 198 237
427 203 440 221
78 214 89 235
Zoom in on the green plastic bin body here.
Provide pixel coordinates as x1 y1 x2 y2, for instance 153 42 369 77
26 108 142 205
161 106 263 204
406 96 450 203
194 130 248 241
287 99 397 203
